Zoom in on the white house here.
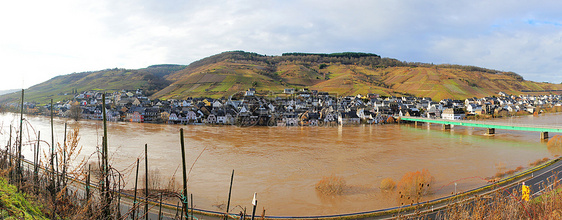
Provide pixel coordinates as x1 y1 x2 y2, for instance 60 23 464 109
441 108 465 120
466 104 483 114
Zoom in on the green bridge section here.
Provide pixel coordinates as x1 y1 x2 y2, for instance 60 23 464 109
399 116 562 139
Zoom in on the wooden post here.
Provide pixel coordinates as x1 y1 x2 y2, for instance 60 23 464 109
8 125 12 170
102 93 111 217
175 202 180 219
145 144 149 220
55 150 60 192
225 170 234 220
117 174 122 220
180 205 184 220
86 165 91 203
251 193 257 220
97 93 112 217
50 99 55 197
34 131 40 194
251 201 257 220
133 158 140 220
17 89 24 190
180 128 189 220
191 193 194 220
158 193 163 220
62 123 67 196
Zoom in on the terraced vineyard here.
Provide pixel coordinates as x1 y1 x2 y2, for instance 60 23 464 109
2 51 562 104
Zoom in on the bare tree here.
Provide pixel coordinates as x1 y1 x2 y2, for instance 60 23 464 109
69 103 82 121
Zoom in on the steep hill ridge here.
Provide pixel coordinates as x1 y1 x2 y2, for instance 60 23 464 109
154 51 562 100
1 51 561 104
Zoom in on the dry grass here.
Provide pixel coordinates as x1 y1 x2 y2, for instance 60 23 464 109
397 169 433 197
440 191 526 219
543 106 562 113
315 175 347 196
530 157 551 167
493 166 526 179
466 114 494 120
380 178 396 191
486 165 527 183
439 178 562 220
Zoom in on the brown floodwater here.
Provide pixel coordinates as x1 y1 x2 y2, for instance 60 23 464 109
1 112 561 216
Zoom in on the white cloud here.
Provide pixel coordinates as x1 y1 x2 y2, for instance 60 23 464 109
2 0 562 91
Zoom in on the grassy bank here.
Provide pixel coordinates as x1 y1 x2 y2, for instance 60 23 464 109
0 177 48 219
439 183 562 219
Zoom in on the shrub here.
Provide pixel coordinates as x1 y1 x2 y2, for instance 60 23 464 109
386 116 396 123
142 168 162 191
548 135 562 148
514 111 529 116
548 135 562 155
380 178 396 191
315 175 346 196
397 169 433 196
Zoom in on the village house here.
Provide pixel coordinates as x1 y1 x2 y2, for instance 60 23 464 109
466 104 483 114
127 106 145 122
186 110 198 122
441 108 466 120
338 111 360 125
28 87 562 127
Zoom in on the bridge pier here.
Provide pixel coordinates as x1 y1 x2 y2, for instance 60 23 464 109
541 132 549 140
415 121 421 127
487 128 495 135
443 124 451 130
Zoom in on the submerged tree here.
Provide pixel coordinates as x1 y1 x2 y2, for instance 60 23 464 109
69 103 82 121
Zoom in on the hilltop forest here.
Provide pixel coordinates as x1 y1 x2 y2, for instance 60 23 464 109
2 51 562 104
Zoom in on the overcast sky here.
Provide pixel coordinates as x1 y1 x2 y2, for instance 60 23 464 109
2 0 562 90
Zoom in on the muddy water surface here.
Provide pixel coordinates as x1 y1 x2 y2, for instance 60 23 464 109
0 113 560 216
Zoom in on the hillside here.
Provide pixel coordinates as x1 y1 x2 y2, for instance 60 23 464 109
153 51 562 100
0 64 185 104
2 51 562 104
0 177 48 219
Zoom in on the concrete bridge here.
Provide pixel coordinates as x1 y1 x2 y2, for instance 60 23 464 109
399 116 562 140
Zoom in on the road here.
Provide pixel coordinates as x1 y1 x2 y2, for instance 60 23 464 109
379 158 562 220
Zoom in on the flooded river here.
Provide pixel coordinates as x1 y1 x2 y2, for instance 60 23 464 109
1 112 561 216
